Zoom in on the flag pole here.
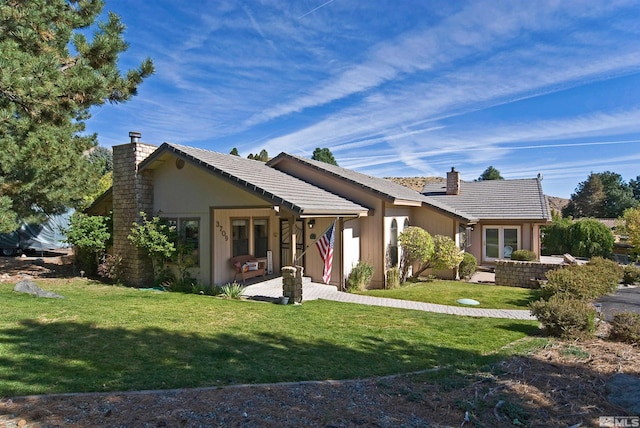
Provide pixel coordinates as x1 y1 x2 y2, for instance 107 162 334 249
295 218 337 262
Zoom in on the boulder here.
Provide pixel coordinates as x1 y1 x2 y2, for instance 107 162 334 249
13 279 64 299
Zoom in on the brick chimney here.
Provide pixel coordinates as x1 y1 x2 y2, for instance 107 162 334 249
112 132 157 286
446 167 460 195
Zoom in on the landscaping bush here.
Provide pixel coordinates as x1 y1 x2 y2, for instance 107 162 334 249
347 260 375 292
64 212 110 276
587 256 623 283
510 249 537 261
568 218 614 258
541 263 620 301
622 264 640 285
541 215 572 256
128 213 176 284
219 282 245 299
97 253 124 284
529 295 596 339
385 267 400 289
458 252 477 281
608 312 640 345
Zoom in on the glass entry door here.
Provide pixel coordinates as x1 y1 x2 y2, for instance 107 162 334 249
280 219 305 268
483 226 520 261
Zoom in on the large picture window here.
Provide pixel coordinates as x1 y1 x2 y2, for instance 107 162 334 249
483 226 520 261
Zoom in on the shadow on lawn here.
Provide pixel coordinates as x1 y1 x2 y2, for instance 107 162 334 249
0 318 536 397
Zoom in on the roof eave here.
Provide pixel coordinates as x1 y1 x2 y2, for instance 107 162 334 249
269 153 422 205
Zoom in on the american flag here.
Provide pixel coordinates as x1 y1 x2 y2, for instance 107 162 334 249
315 221 336 284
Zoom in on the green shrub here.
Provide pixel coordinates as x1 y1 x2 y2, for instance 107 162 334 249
622 264 640 285
529 295 596 339
568 218 614 258
458 252 477 281
541 215 572 256
609 312 640 345
128 213 176 284
587 257 623 283
510 249 537 261
385 267 400 289
347 260 375 292
191 283 220 296
97 253 124 284
219 282 245 299
398 226 434 283
63 213 110 276
541 263 620 301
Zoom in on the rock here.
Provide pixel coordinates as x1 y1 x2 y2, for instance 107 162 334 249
563 253 578 265
606 373 640 415
13 279 64 299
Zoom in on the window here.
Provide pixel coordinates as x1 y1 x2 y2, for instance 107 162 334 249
253 218 269 258
182 219 200 264
483 226 520 261
389 219 398 267
232 219 249 257
161 217 200 266
459 225 472 250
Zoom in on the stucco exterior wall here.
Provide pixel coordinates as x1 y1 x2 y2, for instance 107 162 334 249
212 208 279 284
411 206 457 238
151 154 276 285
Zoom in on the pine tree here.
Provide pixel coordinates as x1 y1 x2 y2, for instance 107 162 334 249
477 166 503 181
0 0 154 232
311 147 338 166
563 172 637 218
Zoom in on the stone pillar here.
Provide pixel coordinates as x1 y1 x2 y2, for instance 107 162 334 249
282 266 303 303
112 135 157 286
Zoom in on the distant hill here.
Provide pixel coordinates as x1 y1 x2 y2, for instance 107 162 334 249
385 176 444 192
546 195 570 214
387 176 571 216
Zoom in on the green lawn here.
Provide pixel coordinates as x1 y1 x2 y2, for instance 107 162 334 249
0 280 539 396
358 280 540 309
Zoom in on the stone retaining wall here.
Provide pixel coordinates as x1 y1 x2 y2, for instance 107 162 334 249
495 260 563 288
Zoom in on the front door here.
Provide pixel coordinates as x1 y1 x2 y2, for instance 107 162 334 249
483 226 520 261
280 219 305 269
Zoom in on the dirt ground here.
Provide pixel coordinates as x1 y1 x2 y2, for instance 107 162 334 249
1 254 639 427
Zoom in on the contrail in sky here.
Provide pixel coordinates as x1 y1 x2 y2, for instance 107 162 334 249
298 0 336 19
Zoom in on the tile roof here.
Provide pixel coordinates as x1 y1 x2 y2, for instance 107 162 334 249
268 153 477 222
140 143 370 216
422 179 552 221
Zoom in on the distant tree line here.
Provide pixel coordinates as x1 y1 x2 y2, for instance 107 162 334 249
563 171 640 219
229 146 338 166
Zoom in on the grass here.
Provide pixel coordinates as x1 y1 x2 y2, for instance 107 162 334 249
357 280 540 309
0 279 540 396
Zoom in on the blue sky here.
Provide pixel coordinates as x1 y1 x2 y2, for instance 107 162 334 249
86 0 640 198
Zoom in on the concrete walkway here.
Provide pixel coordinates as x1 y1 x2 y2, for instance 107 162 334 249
242 276 536 320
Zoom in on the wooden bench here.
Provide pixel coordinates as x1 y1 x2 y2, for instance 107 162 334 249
230 255 266 283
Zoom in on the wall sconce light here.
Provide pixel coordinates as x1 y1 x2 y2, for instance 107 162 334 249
308 219 315 229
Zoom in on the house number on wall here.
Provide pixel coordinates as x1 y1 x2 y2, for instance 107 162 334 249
215 220 229 241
